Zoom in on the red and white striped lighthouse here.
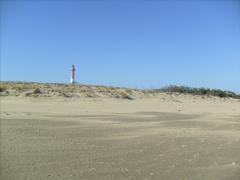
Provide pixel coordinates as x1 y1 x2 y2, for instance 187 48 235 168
70 65 75 84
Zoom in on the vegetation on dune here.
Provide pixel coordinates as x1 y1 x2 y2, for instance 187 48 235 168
0 81 239 99
152 85 240 99
0 81 136 99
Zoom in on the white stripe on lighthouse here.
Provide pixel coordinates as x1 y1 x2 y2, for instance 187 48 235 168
70 65 75 84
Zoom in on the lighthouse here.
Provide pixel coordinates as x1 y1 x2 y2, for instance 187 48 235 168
70 65 75 84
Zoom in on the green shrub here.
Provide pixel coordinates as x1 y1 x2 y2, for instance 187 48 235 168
157 85 240 99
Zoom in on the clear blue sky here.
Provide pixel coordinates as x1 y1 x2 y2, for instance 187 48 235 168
1 0 240 92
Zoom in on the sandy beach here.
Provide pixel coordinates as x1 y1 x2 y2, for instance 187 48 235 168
1 94 240 180
2 0 240 179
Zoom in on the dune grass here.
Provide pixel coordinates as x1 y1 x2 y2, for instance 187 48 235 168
0 81 239 99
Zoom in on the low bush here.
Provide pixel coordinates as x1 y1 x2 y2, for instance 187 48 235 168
155 85 240 99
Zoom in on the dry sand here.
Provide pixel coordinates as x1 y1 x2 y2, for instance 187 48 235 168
1 95 240 180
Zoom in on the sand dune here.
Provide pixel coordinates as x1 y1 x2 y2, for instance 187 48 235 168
1 82 240 180
1 81 239 100
0 81 140 99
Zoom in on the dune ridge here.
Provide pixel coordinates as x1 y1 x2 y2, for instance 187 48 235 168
0 81 239 100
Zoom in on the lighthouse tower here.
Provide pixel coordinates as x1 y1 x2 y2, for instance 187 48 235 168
70 65 75 84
